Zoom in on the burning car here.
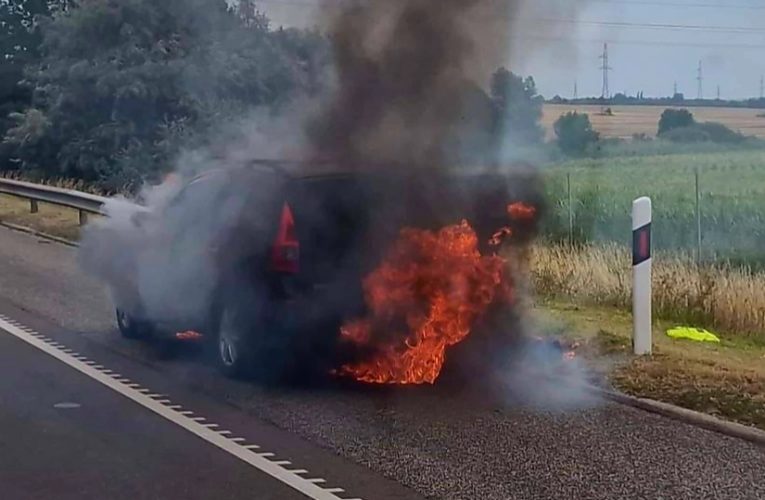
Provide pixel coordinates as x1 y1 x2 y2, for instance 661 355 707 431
82 160 543 384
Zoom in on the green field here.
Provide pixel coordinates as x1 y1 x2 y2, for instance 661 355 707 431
541 150 765 264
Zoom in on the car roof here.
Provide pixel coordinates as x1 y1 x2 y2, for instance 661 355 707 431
234 159 537 180
181 158 539 186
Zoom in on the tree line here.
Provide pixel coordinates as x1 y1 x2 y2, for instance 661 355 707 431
0 0 551 190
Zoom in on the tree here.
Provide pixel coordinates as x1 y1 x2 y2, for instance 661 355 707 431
3 0 328 189
553 112 599 156
489 67 544 148
658 108 695 136
0 1 70 161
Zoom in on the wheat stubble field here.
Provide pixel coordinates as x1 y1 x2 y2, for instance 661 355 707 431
543 104 765 140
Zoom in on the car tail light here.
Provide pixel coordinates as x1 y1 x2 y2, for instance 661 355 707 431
271 203 299 274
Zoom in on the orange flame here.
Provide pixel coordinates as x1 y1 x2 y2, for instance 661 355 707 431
338 220 511 385
508 202 536 221
489 227 512 247
175 330 203 341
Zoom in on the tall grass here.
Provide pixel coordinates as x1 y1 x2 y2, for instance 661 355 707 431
531 243 765 340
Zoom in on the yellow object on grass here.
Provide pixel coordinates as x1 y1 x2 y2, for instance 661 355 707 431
666 326 720 343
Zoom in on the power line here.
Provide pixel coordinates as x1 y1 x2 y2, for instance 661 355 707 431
258 0 765 10
582 0 765 10
513 34 765 50
256 0 765 31
529 17 765 34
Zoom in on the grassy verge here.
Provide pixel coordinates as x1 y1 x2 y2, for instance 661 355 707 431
0 193 84 241
533 297 765 430
531 243 765 342
531 242 765 428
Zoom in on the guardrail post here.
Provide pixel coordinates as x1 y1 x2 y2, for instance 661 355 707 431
79 209 88 226
30 199 38 214
632 197 652 356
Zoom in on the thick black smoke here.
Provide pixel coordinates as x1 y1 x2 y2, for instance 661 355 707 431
309 0 516 167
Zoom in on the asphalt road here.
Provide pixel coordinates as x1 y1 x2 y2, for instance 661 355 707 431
0 331 309 500
1 225 764 500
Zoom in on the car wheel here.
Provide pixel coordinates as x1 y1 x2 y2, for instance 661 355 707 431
116 308 151 339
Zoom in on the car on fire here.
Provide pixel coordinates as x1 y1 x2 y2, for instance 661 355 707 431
84 160 542 382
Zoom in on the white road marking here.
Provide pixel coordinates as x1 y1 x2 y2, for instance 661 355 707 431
54 402 81 409
0 316 359 500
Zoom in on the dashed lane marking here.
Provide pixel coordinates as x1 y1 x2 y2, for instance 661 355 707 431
0 314 361 500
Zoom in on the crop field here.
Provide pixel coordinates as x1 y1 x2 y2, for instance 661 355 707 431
541 149 765 264
542 104 765 140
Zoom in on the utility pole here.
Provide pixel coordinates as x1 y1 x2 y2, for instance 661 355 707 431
599 43 612 100
574 80 578 99
760 75 763 99
716 85 721 100
673 81 678 95
696 60 703 100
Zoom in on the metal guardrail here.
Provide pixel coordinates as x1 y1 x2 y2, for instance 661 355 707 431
0 178 110 225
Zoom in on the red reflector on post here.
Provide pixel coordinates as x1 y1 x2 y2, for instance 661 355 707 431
272 203 300 274
632 223 651 266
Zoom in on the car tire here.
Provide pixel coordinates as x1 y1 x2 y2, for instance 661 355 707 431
215 301 256 379
115 308 151 339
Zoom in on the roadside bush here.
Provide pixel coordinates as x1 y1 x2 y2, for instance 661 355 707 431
662 122 746 144
661 125 711 143
553 112 599 156
658 108 695 136
696 121 746 144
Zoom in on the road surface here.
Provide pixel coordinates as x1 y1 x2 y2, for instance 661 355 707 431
0 225 764 500
0 330 319 500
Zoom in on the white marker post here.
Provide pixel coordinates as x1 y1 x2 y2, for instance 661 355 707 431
632 197 652 355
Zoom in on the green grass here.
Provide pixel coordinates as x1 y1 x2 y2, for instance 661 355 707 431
535 300 765 430
542 149 765 264
0 194 85 241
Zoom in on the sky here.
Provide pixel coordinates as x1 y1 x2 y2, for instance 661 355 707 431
256 0 765 100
